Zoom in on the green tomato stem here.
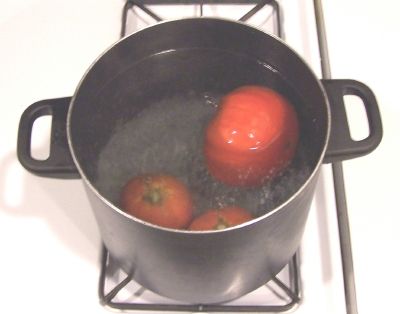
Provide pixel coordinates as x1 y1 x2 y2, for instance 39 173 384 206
143 189 163 205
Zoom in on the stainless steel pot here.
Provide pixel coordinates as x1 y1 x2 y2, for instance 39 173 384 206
17 18 382 304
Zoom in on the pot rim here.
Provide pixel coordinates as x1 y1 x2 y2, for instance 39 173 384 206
66 17 331 234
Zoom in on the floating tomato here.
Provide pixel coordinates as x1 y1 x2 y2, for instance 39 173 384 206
120 174 193 229
204 85 299 187
189 207 252 231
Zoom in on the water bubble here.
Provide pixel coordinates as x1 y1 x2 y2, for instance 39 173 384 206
203 92 220 108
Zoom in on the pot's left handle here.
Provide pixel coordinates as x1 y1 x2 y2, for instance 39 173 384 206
17 97 81 179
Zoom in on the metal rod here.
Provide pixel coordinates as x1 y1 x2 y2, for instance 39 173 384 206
271 277 300 303
239 0 269 22
98 244 109 304
121 0 134 38
332 163 358 314
104 274 133 303
270 0 283 40
133 0 269 4
289 250 301 298
313 1 358 314
132 0 163 22
313 0 331 79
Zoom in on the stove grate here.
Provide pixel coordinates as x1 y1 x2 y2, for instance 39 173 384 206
99 245 301 312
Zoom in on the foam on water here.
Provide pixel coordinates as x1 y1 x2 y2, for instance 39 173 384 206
96 90 311 218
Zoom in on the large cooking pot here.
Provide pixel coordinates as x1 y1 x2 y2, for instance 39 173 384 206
17 18 382 304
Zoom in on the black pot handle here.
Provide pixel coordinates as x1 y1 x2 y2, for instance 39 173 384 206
17 97 81 179
321 79 383 163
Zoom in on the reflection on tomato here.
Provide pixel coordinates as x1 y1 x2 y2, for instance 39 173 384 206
189 207 252 231
204 85 299 187
120 174 193 229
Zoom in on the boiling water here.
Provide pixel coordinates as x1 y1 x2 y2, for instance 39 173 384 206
94 49 312 219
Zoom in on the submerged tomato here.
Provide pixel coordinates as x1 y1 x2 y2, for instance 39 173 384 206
204 85 299 187
120 174 193 229
189 207 252 231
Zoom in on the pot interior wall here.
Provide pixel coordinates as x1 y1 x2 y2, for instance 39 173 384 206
69 19 329 219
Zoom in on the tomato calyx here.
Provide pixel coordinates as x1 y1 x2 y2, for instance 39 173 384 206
141 176 166 205
142 188 164 205
214 215 229 230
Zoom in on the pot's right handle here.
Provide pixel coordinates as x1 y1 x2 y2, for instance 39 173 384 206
321 79 383 163
17 97 81 179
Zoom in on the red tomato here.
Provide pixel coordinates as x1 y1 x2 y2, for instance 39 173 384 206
204 85 299 187
189 207 252 231
120 174 193 229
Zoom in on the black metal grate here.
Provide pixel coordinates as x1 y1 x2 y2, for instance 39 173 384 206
120 0 282 38
98 1 302 312
99 245 301 312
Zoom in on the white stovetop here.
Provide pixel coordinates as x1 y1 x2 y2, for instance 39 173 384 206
1 1 399 313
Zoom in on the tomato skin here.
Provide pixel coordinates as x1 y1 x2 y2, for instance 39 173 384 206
120 174 193 229
189 207 252 231
204 85 299 187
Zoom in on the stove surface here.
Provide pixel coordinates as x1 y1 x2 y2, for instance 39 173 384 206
1 1 399 314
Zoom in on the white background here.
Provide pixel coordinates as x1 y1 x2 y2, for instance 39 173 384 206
1 1 399 313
